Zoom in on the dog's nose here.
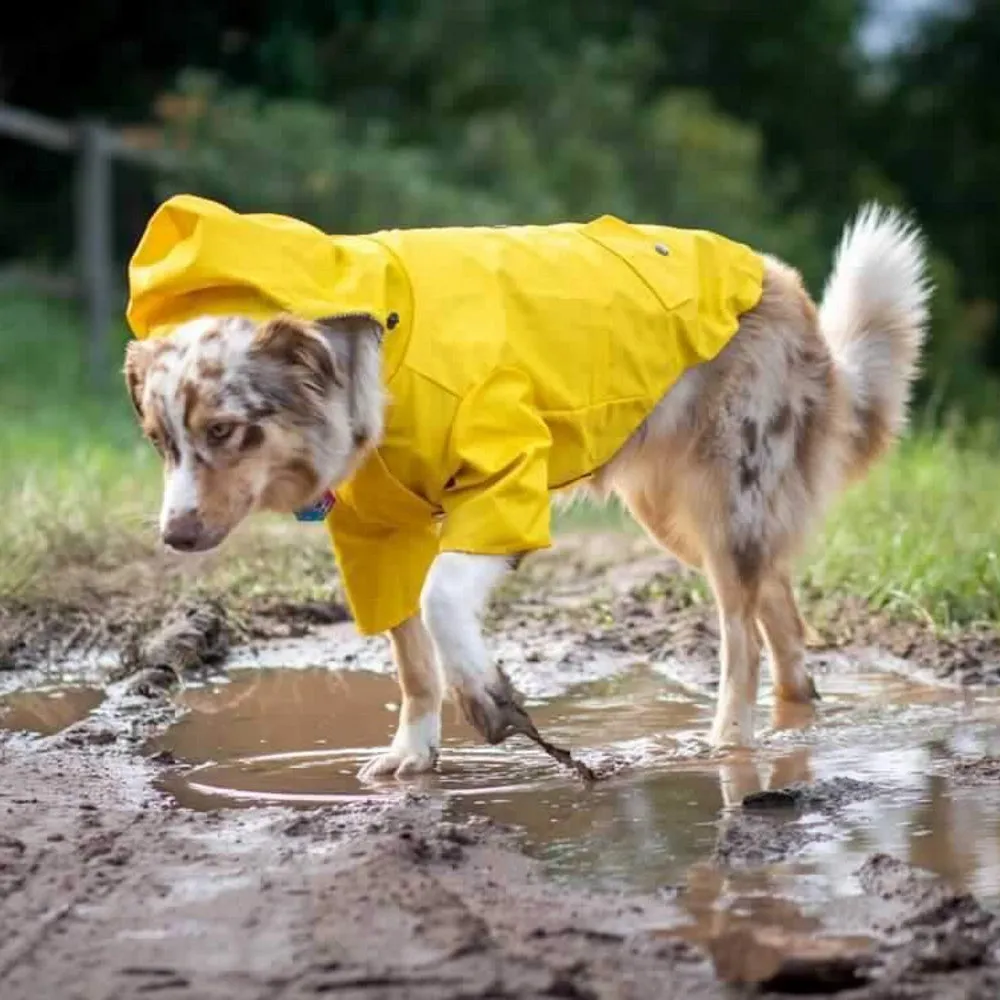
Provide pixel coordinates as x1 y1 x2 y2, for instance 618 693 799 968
162 512 205 552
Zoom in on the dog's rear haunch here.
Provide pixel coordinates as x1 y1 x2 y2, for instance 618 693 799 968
124 203 929 777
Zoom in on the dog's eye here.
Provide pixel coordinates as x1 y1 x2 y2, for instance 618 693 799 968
206 422 236 445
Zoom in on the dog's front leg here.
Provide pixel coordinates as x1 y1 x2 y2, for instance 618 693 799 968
358 615 442 780
421 552 525 744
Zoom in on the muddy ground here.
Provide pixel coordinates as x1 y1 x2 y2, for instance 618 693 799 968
2 532 1000 999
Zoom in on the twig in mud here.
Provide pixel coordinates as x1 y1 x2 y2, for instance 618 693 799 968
467 667 598 783
520 722 598 784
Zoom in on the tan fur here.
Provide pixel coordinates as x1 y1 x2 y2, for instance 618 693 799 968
390 617 442 732
599 237 926 742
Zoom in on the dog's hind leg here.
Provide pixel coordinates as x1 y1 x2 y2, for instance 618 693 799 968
613 459 765 747
757 571 820 707
704 550 764 747
358 615 443 780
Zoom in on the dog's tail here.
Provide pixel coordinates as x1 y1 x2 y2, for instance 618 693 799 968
818 204 931 480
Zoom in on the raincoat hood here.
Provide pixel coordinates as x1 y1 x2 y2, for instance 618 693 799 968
127 194 408 338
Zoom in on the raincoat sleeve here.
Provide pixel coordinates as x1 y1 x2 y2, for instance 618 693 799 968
326 502 441 636
438 367 553 558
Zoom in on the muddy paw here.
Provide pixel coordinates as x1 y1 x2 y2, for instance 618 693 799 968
454 668 532 745
358 746 438 782
455 668 597 782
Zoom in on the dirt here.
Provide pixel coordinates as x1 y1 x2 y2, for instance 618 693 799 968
2 730 1000 1000
951 758 1000 786
110 598 232 700
3 530 999 688
1 532 1000 998
714 778 886 869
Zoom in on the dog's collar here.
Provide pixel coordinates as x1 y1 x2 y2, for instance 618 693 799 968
293 488 336 522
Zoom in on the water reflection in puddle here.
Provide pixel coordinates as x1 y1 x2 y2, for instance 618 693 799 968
0 686 104 736
149 664 1000 914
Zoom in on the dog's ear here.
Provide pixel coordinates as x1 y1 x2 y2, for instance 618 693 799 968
123 340 155 420
251 315 345 391
316 316 385 448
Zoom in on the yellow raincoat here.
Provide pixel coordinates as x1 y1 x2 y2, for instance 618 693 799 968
128 195 764 635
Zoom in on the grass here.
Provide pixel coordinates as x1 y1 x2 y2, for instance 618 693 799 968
2 292 999 630
803 427 1000 628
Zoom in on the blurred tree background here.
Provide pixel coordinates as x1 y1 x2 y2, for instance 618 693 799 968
1 0 996 414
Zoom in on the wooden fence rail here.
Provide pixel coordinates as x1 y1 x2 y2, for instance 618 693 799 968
0 103 174 384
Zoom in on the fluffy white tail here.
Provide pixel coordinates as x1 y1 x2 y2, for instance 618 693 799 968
818 204 932 475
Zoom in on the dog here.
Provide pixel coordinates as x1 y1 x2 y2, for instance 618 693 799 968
124 199 929 779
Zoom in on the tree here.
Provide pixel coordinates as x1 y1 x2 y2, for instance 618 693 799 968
875 0 1000 372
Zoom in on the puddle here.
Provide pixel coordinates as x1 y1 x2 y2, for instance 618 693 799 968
147 664 1000 921
0 686 104 736
152 666 705 806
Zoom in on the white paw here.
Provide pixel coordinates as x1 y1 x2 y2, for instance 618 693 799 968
358 746 437 781
357 713 441 782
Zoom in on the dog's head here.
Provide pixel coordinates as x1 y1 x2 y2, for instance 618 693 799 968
124 314 383 553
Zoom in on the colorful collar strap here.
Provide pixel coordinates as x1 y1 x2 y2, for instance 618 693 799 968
293 488 336 522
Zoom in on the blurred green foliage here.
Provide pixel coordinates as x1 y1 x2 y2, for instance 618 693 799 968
2 0 1000 411
159 67 825 285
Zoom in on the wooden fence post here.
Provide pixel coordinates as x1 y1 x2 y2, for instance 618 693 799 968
1 103 176 384
74 120 115 386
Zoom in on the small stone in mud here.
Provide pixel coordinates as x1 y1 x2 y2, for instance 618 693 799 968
713 814 813 867
742 777 880 813
148 749 177 765
576 749 638 781
740 788 801 810
85 728 117 746
439 842 464 863
125 667 180 698
55 726 118 748
707 927 877 990
716 779 883 868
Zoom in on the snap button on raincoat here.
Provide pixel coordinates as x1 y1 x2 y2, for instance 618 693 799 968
128 195 764 635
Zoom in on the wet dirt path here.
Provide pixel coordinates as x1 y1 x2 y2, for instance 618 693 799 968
2 535 1000 998
149 662 1000 908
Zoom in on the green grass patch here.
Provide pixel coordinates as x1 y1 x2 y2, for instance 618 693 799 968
803 428 1000 628
0 294 156 593
2 293 998 629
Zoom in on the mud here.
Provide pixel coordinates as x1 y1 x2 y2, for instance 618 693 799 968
2 731 1000 1000
714 777 886 869
1 533 1000 998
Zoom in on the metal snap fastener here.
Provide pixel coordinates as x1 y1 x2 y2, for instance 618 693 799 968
654 243 669 256
386 312 400 329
